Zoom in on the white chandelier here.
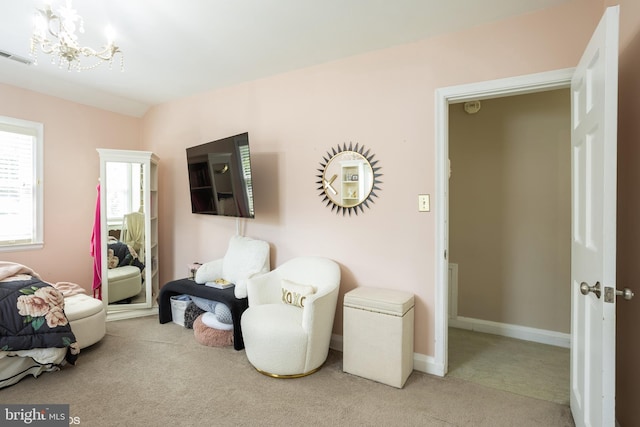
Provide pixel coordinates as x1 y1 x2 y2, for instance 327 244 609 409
30 0 123 72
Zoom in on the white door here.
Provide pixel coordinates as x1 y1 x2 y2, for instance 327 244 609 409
570 5 619 427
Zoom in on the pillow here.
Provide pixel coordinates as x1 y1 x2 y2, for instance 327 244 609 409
281 279 316 308
201 312 233 331
184 302 206 329
190 296 218 313
214 303 233 324
194 315 233 347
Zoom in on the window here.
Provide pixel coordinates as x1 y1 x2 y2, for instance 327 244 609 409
0 116 43 251
105 161 142 226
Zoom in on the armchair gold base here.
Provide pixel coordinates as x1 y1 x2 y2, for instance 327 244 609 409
255 365 322 379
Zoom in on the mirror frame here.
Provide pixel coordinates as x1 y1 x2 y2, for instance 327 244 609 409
316 143 382 215
98 149 156 315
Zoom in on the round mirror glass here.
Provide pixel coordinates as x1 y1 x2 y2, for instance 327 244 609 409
317 143 382 215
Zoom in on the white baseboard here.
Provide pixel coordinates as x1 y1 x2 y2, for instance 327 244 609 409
414 353 443 376
449 316 570 348
330 333 343 352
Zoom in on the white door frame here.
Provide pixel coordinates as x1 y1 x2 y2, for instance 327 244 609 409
433 68 575 376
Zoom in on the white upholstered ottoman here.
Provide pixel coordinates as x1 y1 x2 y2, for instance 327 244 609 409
65 294 106 349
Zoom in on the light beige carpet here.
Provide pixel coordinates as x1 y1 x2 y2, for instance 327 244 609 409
1 317 575 426
448 327 570 405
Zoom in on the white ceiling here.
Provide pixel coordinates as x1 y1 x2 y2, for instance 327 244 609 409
0 0 570 117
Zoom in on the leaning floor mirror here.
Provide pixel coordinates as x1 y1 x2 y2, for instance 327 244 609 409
97 149 159 319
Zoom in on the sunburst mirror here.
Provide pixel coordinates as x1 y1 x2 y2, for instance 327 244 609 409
316 142 382 215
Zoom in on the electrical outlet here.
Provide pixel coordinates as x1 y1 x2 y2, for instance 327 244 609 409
418 194 430 212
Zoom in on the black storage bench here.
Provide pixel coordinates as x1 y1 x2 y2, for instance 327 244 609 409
158 278 249 350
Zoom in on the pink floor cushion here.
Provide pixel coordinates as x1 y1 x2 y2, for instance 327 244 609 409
193 314 233 347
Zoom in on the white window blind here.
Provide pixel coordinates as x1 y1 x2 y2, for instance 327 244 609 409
238 144 254 217
0 117 43 250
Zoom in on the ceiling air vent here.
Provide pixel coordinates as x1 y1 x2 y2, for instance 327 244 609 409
0 49 34 65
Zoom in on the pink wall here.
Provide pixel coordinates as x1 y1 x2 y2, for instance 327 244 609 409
607 0 640 424
142 1 601 356
0 83 141 287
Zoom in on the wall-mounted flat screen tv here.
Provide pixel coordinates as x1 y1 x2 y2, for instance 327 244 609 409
186 132 255 218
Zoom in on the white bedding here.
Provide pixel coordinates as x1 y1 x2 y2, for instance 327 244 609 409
0 347 67 389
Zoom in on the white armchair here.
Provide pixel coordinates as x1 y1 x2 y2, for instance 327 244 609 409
241 256 341 378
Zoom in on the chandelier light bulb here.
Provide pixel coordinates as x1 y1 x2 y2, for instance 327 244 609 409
33 14 47 37
105 25 116 45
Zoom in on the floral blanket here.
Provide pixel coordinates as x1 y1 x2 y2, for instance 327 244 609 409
0 262 79 365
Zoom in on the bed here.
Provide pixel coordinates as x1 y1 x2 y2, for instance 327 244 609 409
0 262 80 389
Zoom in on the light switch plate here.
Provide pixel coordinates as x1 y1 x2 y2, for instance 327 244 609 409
418 194 430 212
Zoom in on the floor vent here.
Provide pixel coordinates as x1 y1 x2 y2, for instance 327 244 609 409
0 49 34 65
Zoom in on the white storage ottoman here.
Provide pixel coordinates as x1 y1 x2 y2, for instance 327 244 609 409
343 287 414 388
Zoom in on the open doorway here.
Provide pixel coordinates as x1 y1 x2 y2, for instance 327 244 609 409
432 68 574 380
446 90 570 403
434 10 620 424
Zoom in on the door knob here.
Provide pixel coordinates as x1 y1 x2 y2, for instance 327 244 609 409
580 282 601 298
616 288 635 301
580 281 634 302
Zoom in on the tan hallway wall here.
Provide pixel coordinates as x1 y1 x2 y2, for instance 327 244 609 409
448 89 571 333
